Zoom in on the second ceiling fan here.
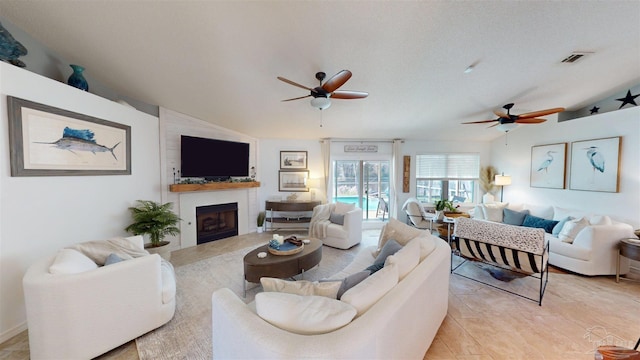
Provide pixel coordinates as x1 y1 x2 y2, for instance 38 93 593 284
277 70 368 110
463 103 565 131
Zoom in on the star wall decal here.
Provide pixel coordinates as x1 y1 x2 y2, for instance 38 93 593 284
590 106 600 114
616 89 639 109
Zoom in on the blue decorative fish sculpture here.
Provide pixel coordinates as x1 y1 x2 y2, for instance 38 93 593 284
0 22 27 67
36 126 120 160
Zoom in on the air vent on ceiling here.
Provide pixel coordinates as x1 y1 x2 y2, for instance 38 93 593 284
561 52 593 63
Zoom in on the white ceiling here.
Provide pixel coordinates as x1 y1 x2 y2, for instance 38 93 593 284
1 1 639 142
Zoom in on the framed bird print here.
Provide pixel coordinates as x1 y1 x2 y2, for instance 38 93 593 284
569 137 621 192
530 143 567 189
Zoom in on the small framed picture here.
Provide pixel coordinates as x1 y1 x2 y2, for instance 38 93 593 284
280 151 307 169
279 170 309 192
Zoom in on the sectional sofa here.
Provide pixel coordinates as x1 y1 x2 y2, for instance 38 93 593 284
211 218 450 359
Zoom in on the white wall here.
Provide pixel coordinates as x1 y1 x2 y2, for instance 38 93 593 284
258 139 323 209
0 63 161 341
490 107 640 228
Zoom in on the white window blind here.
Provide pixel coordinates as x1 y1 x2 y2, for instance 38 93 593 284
416 154 480 179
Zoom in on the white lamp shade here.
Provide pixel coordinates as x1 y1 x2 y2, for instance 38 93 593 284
496 123 517 132
310 97 331 110
495 175 512 186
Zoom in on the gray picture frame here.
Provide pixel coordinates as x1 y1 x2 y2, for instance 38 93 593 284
278 170 309 192
280 151 307 169
7 96 131 176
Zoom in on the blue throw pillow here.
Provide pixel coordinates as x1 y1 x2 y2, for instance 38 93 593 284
552 216 573 236
522 215 559 234
503 208 530 226
104 253 124 266
365 262 385 274
329 212 345 225
374 239 402 264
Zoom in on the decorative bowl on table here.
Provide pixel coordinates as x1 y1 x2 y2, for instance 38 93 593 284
268 241 304 255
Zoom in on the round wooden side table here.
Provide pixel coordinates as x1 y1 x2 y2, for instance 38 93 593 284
617 238 640 283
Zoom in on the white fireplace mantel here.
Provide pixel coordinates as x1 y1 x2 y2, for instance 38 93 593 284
178 189 252 248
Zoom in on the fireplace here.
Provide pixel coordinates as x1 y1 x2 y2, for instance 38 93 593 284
196 202 238 244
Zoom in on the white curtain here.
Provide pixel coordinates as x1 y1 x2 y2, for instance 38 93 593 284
320 139 331 203
390 139 403 219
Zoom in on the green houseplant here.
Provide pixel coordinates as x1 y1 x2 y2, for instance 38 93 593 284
257 211 266 233
125 200 181 259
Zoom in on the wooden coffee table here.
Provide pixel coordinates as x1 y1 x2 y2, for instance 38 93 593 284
243 238 322 296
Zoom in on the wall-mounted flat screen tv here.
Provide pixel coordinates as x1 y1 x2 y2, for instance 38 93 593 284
181 135 250 181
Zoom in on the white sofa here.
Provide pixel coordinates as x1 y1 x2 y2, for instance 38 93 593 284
22 235 176 360
469 203 634 276
308 202 363 249
211 218 450 359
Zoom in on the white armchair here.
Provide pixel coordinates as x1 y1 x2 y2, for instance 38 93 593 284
309 202 362 249
402 197 433 229
22 236 176 360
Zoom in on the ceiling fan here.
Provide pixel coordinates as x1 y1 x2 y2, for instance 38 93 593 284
277 70 368 110
463 103 565 132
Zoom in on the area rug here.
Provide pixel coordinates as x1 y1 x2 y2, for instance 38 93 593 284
135 243 360 360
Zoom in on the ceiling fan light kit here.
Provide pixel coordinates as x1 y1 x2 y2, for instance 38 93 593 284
310 96 331 110
496 123 517 132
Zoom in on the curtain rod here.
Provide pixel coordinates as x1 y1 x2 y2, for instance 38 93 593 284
319 138 403 143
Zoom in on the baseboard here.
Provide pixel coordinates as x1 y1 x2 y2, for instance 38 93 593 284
0 321 27 344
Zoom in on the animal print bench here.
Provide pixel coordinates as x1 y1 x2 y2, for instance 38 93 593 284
452 217 549 305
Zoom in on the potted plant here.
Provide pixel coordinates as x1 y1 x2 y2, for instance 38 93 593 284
257 211 266 233
125 200 181 260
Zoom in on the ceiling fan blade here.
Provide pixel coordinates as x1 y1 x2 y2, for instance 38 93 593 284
493 110 509 118
488 122 500 128
277 76 313 91
462 119 498 124
518 107 565 119
322 70 352 93
515 118 547 124
281 95 311 102
331 90 369 99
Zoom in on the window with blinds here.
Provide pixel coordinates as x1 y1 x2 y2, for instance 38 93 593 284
415 154 479 203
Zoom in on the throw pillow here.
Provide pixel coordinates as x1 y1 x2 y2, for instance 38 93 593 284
522 214 559 234
552 216 573 236
255 292 357 335
260 278 342 299
49 248 98 274
383 237 420 280
559 217 590 243
329 212 345 225
374 238 402 264
471 204 485 220
503 208 530 226
324 271 371 299
481 203 509 222
376 218 423 256
589 215 612 226
334 201 355 215
365 262 385 274
418 235 437 262
341 264 399 316
104 253 125 266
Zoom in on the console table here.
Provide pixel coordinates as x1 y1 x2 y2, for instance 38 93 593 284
265 200 321 231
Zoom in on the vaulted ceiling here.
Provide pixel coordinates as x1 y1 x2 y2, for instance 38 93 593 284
1 1 639 141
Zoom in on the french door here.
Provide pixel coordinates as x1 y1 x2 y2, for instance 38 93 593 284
332 160 390 220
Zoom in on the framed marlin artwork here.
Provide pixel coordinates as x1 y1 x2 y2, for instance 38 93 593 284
7 96 131 176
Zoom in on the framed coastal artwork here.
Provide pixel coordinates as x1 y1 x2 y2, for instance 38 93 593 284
278 170 309 192
280 151 307 169
530 143 567 189
7 96 131 176
569 137 621 192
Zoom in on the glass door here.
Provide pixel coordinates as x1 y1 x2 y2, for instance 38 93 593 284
333 160 390 220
